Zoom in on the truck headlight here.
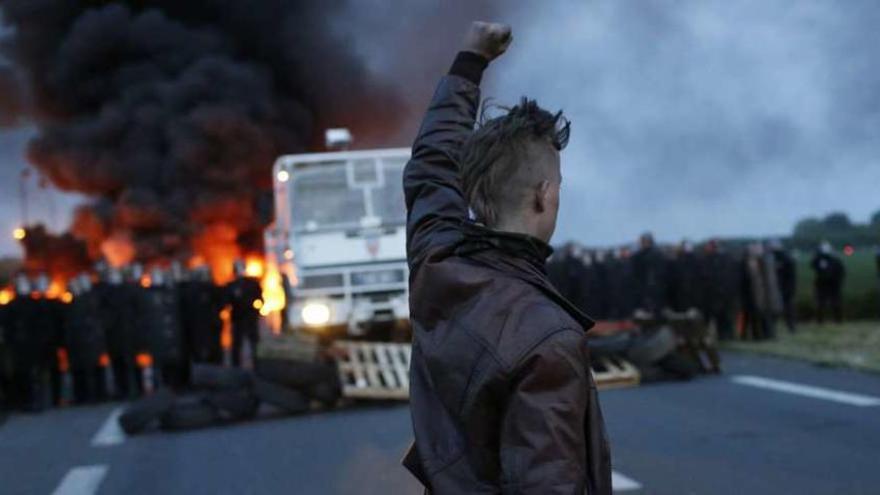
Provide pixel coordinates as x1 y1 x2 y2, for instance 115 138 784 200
302 302 331 326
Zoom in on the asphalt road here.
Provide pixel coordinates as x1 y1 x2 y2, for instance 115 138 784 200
1 351 879 495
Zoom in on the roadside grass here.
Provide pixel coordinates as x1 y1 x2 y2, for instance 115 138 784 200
721 320 880 373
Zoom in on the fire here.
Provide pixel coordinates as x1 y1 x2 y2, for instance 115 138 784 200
100 233 135 268
12 227 26 240
140 273 152 288
245 256 264 278
259 258 286 334
0 288 13 305
219 306 233 349
61 291 73 304
46 277 66 300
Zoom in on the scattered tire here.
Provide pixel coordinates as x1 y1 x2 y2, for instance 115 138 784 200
586 332 634 358
191 364 252 390
118 388 176 435
626 327 677 365
657 352 701 380
207 388 259 420
252 377 310 414
255 358 336 391
160 396 220 431
308 377 342 408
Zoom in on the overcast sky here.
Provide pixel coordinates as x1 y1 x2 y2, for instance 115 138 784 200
2 0 879 256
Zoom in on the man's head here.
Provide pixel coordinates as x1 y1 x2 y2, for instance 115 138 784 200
639 232 655 251
460 98 569 243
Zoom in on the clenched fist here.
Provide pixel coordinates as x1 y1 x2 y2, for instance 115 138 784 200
463 21 512 61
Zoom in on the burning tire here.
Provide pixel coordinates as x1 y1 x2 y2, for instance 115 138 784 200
252 377 310 414
191 364 252 390
207 388 259 421
118 388 176 435
159 396 220 431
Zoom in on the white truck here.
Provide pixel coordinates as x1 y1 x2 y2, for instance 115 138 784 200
268 145 411 343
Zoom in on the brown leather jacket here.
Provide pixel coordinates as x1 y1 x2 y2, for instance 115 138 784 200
402 71 612 494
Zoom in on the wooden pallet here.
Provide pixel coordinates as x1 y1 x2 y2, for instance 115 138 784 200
335 341 639 400
591 355 641 390
335 341 411 400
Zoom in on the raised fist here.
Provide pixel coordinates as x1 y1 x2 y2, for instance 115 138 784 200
463 21 512 61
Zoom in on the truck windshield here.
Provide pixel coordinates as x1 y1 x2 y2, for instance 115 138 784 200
291 157 406 232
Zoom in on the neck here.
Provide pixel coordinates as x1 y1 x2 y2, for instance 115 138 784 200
494 216 544 242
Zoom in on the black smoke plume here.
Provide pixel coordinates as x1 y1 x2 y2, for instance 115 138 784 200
0 0 408 274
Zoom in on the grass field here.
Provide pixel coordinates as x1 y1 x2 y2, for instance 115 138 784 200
722 320 880 373
793 249 879 319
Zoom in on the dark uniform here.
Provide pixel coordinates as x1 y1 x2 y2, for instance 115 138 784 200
64 289 107 403
96 281 140 398
178 279 223 365
225 276 262 367
772 247 797 332
669 249 703 312
605 251 637 320
810 250 845 323
632 245 669 314
135 284 187 388
4 296 57 411
699 246 739 340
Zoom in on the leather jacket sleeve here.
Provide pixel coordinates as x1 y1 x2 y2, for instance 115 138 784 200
499 329 593 494
403 74 480 271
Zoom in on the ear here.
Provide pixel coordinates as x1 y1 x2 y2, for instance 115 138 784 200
534 180 552 213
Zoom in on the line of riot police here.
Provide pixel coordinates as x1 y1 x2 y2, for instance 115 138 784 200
0 260 264 413
547 233 808 342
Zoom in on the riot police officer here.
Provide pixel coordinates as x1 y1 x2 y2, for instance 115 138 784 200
135 267 187 389
178 266 223 365
5 274 57 411
225 260 262 367
65 274 108 403
632 233 670 315
96 265 140 398
811 241 845 323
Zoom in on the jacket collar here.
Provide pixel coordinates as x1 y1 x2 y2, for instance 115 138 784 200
456 221 595 330
458 222 553 271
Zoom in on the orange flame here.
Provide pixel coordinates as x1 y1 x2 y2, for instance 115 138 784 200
140 274 152 288
136 352 153 368
101 233 136 268
0 288 12 305
219 306 233 349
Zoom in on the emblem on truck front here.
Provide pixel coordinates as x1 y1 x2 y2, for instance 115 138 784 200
366 235 380 258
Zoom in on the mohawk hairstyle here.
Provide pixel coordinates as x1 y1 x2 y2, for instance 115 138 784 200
460 97 570 226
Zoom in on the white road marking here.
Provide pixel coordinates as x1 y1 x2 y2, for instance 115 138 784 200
90 407 126 447
52 465 108 495
732 375 880 407
612 470 643 491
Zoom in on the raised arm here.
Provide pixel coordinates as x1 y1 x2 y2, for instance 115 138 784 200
404 22 512 269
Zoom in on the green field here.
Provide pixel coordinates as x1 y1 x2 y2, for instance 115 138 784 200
722 320 880 373
793 249 879 319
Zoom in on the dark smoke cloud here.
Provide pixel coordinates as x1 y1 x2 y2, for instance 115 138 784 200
0 0 404 265
0 65 24 126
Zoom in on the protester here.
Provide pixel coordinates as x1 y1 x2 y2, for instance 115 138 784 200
402 22 611 494
811 241 845 323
